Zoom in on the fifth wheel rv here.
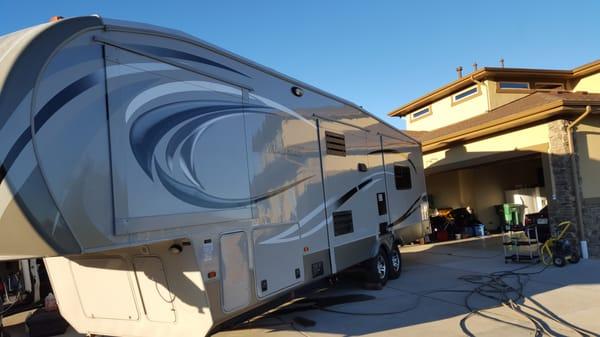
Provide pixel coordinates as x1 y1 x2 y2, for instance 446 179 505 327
0 16 430 337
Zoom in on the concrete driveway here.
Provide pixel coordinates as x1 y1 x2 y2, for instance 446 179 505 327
3 236 599 337
216 236 600 337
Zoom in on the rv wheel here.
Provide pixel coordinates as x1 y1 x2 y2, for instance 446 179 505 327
388 243 402 280
365 247 389 290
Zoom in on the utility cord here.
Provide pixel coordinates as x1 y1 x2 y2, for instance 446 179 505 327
316 264 597 336
227 263 597 336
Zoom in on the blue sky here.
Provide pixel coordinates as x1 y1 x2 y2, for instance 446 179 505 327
1 1 599 129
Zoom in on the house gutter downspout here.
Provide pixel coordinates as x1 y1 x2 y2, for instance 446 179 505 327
567 105 592 259
470 75 492 112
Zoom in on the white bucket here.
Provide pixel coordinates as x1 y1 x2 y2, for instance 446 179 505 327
580 240 590 259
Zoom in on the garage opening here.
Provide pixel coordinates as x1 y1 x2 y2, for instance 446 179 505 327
425 154 550 240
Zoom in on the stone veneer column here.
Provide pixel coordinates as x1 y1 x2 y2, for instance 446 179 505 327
547 120 578 231
582 199 600 256
546 119 600 257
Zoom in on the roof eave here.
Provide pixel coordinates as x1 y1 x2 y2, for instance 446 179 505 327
422 101 600 153
388 61 600 118
388 69 487 117
572 59 600 78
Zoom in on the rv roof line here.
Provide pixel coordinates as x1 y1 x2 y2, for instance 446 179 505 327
100 21 364 110
93 35 254 91
312 114 371 132
101 18 418 142
378 131 421 144
368 113 421 145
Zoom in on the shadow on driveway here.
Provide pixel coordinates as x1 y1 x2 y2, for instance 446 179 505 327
217 236 600 337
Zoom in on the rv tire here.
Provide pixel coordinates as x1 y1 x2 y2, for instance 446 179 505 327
388 242 402 280
364 247 389 290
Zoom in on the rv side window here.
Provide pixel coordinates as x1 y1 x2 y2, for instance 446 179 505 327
325 131 346 156
394 165 411 190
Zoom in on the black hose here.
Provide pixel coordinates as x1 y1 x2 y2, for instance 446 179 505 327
228 263 598 337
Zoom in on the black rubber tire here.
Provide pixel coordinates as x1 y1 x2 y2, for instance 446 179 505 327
365 247 389 290
553 256 567 267
569 252 580 264
388 243 402 280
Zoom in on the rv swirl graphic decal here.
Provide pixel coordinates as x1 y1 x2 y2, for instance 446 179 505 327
127 82 314 209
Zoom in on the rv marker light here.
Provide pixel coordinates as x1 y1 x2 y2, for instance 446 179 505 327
169 244 183 254
291 86 304 97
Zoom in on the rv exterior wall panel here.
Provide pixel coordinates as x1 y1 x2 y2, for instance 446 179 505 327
334 236 377 272
252 223 303 298
32 32 114 249
381 135 430 243
318 121 390 272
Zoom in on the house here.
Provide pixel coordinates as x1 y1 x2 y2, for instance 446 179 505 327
389 60 600 257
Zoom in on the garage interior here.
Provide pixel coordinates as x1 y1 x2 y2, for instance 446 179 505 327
426 153 550 235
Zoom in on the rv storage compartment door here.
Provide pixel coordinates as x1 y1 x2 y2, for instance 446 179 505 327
220 232 251 312
105 46 253 234
68 257 139 320
132 257 176 322
252 223 303 298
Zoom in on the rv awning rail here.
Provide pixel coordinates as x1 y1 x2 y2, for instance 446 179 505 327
93 36 254 91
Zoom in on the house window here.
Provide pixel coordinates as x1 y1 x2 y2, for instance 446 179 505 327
394 165 412 190
498 82 530 90
452 86 478 103
411 106 431 120
534 82 564 90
